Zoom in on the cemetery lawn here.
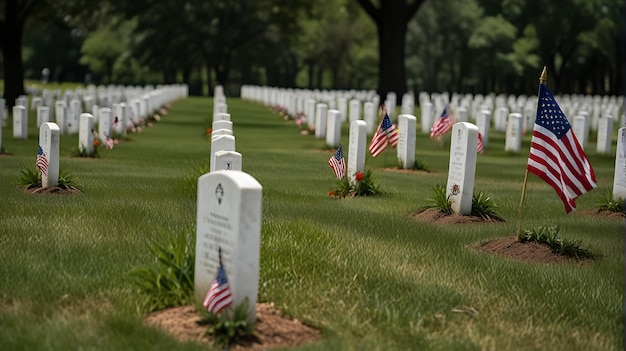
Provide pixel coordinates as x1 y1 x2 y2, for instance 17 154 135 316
0 96 622 350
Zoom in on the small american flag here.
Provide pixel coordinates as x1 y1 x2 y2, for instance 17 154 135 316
369 112 399 157
477 132 484 154
203 248 233 315
527 83 596 213
36 146 48 176
430 105 453 138
105 137 114 149
112 116 119 128
328 145 346 179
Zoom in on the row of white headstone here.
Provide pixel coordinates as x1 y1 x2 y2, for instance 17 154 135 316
243 85 625 203
29 85 188 188
1 84 189 137
195 89 261 324
243 85 624 156
0 85 188 157
241 85 622 129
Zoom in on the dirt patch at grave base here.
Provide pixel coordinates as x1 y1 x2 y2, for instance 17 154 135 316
410 208 504 224
24 186 82 195
474 236 590 264
145 303 321 350
577 209 625 220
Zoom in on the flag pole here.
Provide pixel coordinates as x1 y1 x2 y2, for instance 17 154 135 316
516 66 547 240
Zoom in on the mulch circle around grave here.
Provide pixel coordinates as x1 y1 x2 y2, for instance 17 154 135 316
411 208 504 224
577 209 625 220
24 186 82 195
145 303 321 350
474 236 590 264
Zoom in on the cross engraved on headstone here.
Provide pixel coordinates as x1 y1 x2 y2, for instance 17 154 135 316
215 183 224 204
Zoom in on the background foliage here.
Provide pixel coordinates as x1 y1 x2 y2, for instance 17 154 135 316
1 0 623 98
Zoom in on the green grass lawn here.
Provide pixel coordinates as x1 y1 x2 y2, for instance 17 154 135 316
0 96 622 350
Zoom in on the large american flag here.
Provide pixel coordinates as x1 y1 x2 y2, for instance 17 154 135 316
203 248 233 315
527 84 596 213
36 146 48 176
328 145 346 179
369 112 399 157
430 105 454 138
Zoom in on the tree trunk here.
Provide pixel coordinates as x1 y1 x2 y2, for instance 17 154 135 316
376 14 408 97
0 0 26 109
357 0 425 98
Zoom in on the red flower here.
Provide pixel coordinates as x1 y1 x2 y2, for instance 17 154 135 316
355 172 364 181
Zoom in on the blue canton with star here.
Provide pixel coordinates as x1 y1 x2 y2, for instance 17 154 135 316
535 84 571 139
381 113 393 129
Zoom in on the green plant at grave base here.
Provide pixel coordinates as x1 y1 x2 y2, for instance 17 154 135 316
198 300 259 348
471 191 505 221
72 144 101 158
413 159 429 172
397 158 430 172
422 184 453 214
128 231 195 312
328 170 381 198
17 164 41 188
520 225 597 260
595 189 623 212
57 171 82 190
352 170 381 196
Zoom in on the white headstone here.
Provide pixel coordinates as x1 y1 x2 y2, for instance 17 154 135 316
325 109 342 148
348 120 367 183
214 102 228 116
214 150 242 171
476 110 491 148
213 112 231 124
315 103 328 139
114 103 127 138
349 99 361 124
31 97 43 111
92 105 100 124
397 114 417 169
337 97 348 123
446 122 479 215
495 107 509 132
79 113 95 155
305 99 316 129
55 101 68 134
401 94 414 115
456 106 468 123
99 107 113 142
39 122 60 187
572 114 589 148
37 106 50 128
210 135 236 172
195 170 262 324
613 128 626 201
364 102 377 134
13 106 27 139
421 102 433 133
596 116 614 154
212 129 233 137
68 99 81 134
504 113 523 153
213 120 233 132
